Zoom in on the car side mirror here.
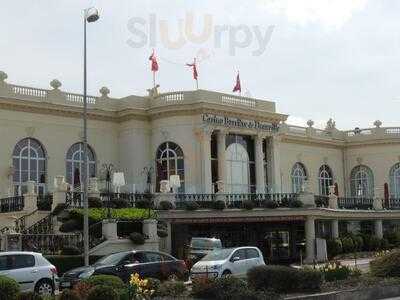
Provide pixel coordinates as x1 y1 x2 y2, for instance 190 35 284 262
231 256 240 263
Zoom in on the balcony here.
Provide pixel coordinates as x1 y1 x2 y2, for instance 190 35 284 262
0 196 24 213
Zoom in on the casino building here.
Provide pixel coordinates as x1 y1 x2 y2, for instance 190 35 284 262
1 69 400 263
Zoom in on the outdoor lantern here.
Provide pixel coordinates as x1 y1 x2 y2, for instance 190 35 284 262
112 172 126 193
169 175 181 193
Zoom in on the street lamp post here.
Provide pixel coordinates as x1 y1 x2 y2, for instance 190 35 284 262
102 163 114 219
82 7 99 267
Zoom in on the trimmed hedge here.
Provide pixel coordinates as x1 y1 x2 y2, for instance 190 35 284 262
185 201 199 211
155 280 186 298
242 200 255 210
45 255 102 275
16 292 43 300
70 208 156 223
0 275 20 300
247 265 322 293
158 200 173 210
87 285 119 300
129 232 145 245
83 275 125 290
213 200 226 210
88 197 103 208
371 250 400 277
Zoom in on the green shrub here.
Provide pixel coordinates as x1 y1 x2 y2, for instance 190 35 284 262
185 201 199 211
88 197 102 208
327 238 343 258
385 231 400 246
381 238 390 250
247 265 322 293
341 237 355 253
147 278 161 293
70 208 156 222
155 280 186 297
110 199 130 209
367 236 382 251
52 203 67 216
59 290 80 300
322 262 351 282
60 245 81 256
158 200 173 210
289 199 303 208
371 250 400 277
87 285 118 300
242 200 254 210
72 281 93 300
192 277 246 299
263 200 278 209
16 292 43 300
352 235 364 251
83 275 125 290
129 232 145 245
213 200 226 210
59 219 82 233
0 275 20 300
157 229 168 238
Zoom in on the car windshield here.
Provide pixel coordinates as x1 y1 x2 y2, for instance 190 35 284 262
190 238 222 249
93 252 127 266
201 248 233 261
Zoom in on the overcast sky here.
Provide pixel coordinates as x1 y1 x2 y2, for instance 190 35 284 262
1 0 399 129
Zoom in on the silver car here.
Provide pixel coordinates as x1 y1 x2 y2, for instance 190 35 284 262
0 251 59 296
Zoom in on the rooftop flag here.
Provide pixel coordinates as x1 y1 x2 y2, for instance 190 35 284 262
149 50 159 72
233 72 241 93
186 58 199 89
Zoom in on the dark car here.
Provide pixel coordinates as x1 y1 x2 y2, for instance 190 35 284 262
186 237 222 268
60 250 188 289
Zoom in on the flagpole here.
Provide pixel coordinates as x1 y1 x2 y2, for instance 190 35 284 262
196 79 198 90
153 71 156 89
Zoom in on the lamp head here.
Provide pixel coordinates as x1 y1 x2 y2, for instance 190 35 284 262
86 7 100 23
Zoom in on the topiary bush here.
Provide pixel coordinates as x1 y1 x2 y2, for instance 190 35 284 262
185 201 199 211
242 200 255 210
59 219 82 233
135 199 152 209
129 232 145 245
341 236 355 253
155 280 186 298
263 200 278 209
16 292 43 300
158 200 173 210
87 285 118 300
213 200 226 210
327 238 343 258
59 289 80 300
110 199 130 209
367 236 382 251
157 229 168 238
88 197 103 208
371 250 400 277
83 275 125 290
0 275 20 300
247 265 322 293
385 231 400 247
289 199 303 208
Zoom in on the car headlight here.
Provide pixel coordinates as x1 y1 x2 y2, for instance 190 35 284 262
78 269 94 279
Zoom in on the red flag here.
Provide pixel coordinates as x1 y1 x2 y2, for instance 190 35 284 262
149 50 159 72
233 72 241 93
186 59 198 80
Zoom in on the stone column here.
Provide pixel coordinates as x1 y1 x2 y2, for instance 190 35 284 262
52 176 69 210
254 134 266 193
102 219 117 240
269 136 282 193
23 181 37 212
328 186 338 209
374 219 383 239
197 127 213 194
217 130 227 192
164 221 172 254
331 219 339 239
304 216 316 264
373 188 383 210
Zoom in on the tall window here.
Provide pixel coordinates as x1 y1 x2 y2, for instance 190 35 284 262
226 143 250 193
318 165 333 196
156 142 184 192
350 165 374 197
389 163 400 198
12 138 46 195
291 162 307 193
66 143 96 187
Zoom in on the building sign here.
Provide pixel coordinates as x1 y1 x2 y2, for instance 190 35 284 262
170 215 305 224
202 114 278 132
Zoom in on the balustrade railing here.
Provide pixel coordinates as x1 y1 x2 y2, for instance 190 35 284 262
22 214 53 234
0 196 24 213
174 193 298 209
315 195 329 208
21 233 82 254
337 197 374 210
11 84 48 99
385 198 400 210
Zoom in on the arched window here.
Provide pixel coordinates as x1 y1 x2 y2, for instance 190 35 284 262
156 142 184 192
350 165 374 197
389 163 400 198
318 165 333 196
66 143 96 187
226 143 250 193
291 162 307 193
12 138 47 195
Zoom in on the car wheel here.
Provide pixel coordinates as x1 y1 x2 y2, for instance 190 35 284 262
222 270 232 277
35 279 54 296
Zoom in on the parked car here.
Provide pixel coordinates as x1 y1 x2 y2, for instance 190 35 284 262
190 246 265 279
0 251 59 296
60 250 188 289
187 237 222 268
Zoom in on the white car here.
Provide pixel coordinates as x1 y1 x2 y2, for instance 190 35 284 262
190 246 265 279
0 251 59 296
